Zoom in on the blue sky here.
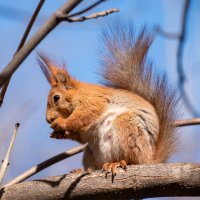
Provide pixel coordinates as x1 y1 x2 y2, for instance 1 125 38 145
0 1 200 197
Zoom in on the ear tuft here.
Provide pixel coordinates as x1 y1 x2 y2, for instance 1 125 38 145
37 51 76 89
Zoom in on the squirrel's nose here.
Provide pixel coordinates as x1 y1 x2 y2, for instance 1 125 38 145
46 116 55 124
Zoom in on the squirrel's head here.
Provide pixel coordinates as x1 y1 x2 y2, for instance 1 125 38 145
37 52 78 124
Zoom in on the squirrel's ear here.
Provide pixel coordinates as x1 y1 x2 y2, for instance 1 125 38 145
37 52 76 89
54 68 76 89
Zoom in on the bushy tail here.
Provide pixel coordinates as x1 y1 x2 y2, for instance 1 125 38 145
99 21 179 162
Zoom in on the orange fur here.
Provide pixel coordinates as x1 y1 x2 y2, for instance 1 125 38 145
38 22 178 170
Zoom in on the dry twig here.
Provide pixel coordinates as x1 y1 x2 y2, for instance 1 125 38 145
0 123 20 186
0 0 45 108
0 0 83 88
0 0 118 89
157 26 181 40
57 8 119 22
68 0 107 17
176 0 199 116
175 117 200 127
3 143 87 188
158 0 198 116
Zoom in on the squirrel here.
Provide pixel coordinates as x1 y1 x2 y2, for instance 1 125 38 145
37 22 178 179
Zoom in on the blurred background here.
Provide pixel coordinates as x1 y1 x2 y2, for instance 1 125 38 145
0 0 200 199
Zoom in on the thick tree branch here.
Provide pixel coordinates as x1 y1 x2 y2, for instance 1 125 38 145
2 118 200 188
1 163 200 199
57 8 119 22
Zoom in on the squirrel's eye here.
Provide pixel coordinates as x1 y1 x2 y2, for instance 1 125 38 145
53 95 60 103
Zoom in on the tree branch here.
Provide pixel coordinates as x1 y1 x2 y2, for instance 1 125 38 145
2 118 200 188
157 1 198 116
16 0 46 52
1 163 200 199
0 0 119 89
176 0 199 117
57 8 119 22
157 26 181 40
0 0 45 108
0 0 84 88
3 144 87 188
68 0 107 17
0 123 20 186
175 118 200 127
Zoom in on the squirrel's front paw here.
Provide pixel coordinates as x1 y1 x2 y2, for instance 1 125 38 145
51 117 67 131
50 131 69 139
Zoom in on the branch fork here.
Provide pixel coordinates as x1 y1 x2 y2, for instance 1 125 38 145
57 8 119 22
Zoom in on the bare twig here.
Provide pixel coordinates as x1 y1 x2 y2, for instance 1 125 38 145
1 163 200 199
157 1 197 116
57 8 119 22
17 0 46 52
176 0 199 116
157 26 181 40
3 143 87 188
68 0 107 17
177 0 190 87
0 123 20 186
0 0 118 89
0 4 46 23
175 118 200 127
0 0 45 108
0 0 83 88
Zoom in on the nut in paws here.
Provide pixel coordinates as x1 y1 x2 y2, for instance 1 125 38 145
51 117 67 131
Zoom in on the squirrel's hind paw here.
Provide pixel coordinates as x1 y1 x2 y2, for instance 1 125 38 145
102 160 127 183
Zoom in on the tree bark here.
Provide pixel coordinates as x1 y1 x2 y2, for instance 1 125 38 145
1 163 200 199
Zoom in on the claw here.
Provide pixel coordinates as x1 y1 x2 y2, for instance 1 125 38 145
50 131 64 139
102 160 127 182
70 168 84 174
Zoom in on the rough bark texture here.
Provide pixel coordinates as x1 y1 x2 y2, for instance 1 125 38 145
1 163 200 199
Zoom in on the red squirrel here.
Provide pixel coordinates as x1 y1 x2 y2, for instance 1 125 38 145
38 22 178 178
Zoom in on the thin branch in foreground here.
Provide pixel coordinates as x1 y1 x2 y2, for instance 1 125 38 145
68 0 107 17
3 143 87 188
57 8 119 22
1 163 200 199
0 0 45 108
0 123 20 186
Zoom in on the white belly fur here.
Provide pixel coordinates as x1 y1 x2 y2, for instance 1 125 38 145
95 106 128 163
